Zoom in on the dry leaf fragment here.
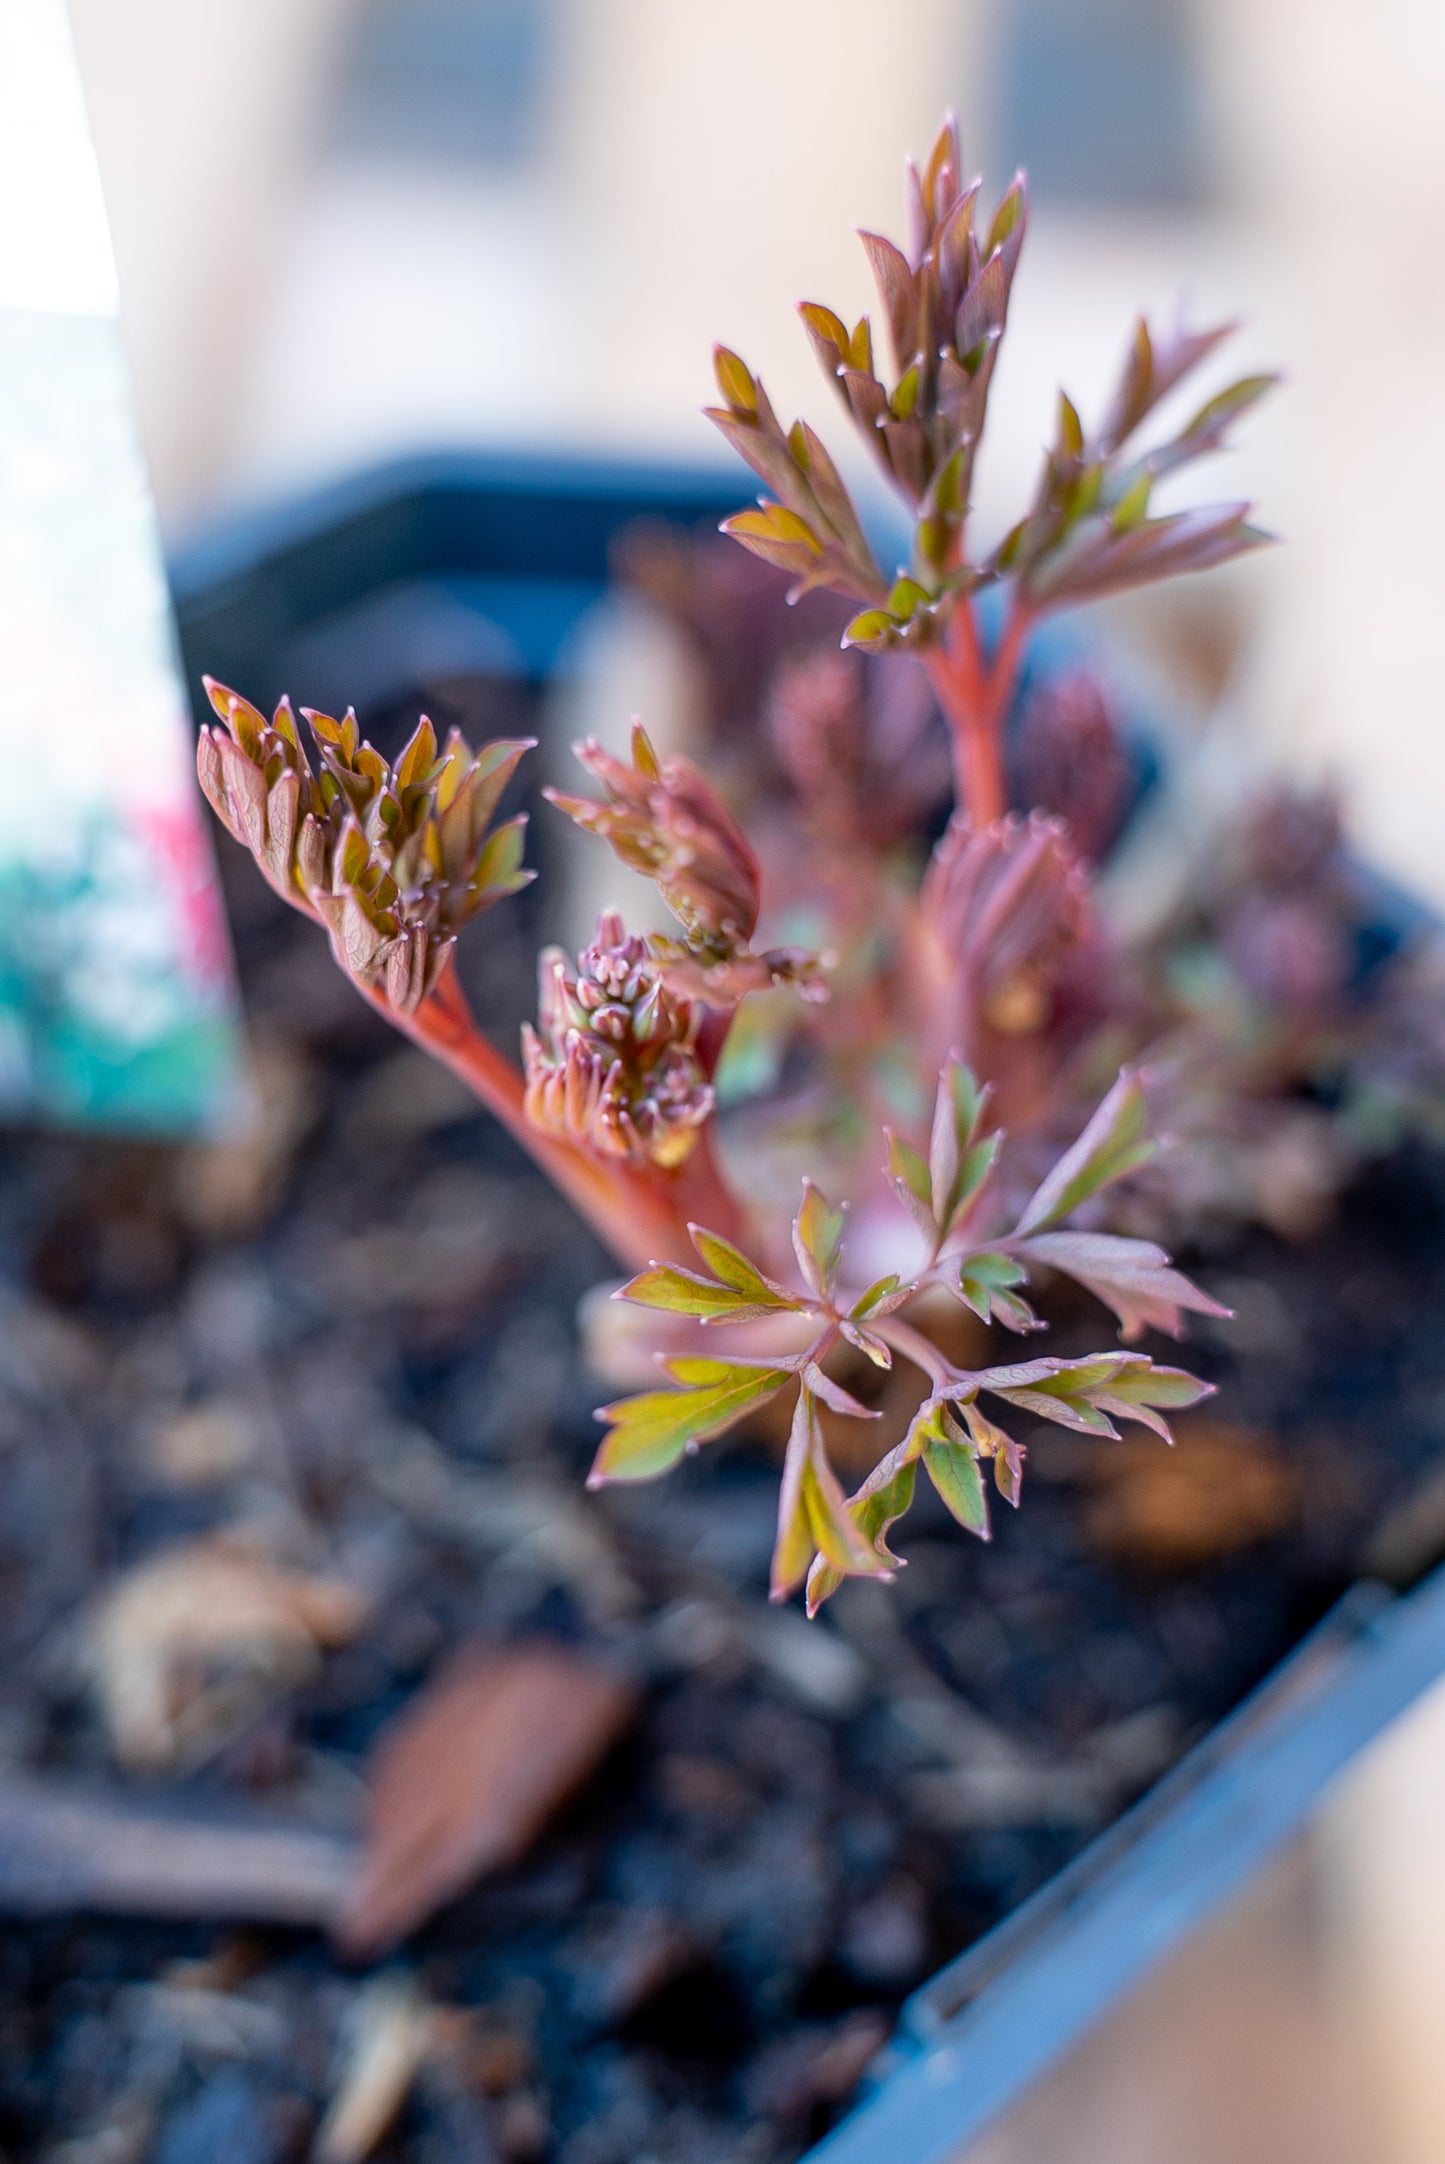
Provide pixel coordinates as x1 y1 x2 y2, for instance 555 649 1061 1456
88 1537 367 1770
336 1642 639 1957
1082 1418 1300 1571
315 1973 432 2164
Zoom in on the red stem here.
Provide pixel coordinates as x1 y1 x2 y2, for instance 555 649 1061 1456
923 597 1031 827
358 962 744 1274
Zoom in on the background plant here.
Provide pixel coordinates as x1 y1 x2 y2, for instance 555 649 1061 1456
198 116 1277 1609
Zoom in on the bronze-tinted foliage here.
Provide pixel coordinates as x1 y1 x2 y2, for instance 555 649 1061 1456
591 1060 1226 1609
197 680 534 1012
709 115 1274 655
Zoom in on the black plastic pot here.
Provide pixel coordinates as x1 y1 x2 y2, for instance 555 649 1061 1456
168 450 744 716
808 1563 1445 2160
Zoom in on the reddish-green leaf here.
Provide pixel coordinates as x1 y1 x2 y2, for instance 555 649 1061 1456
919 1405 990 1538
956 1251 1039 1333
793 1181 846 1299
618 1259 796 1324
885 1129 935 1240
1020 1231 1231 1342
1014 1070 1155 1236
850 1275 908 1322
1093 1362 1215 1443
590 1363 788 1485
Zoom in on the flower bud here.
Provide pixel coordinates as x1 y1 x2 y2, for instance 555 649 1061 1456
522 913 714 1168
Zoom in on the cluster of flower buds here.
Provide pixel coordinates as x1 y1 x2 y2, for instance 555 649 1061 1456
709 113 1273 660
546 725 826 1008
1009 667 1134 865
196 680 534 1013
924 811 1092 1037
707 114 1026 645
546 724 760 955
522 911 714 1169
766 648 949 850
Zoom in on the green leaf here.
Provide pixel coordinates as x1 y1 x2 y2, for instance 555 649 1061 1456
891 364 921 420
1110 469 1153 531
841 608 898 652
793 1180 846 1299
1178 372 1278 446
838 1320 894 1368
469 813 534 907
850 1275 908 1322
629 720 662 779
802 1363 878 1419
724 503 821 553
1013 1070 1155 1236
1056 389 1084 461
590 1365 787 1485
806 1437 919 1615
771 1392 818 1602
992 516 1030 571
798 301 850 357
920 1406 990 1538
1093 1361 1215 1443
975 1350 1209 1444
689 1225 799 1307
618 1260 796 1323
960 1400 1026 1506
805 1442 889 1575
885 1129 935 1241
981 1352 1134 1436
886 574 932 619
986 178 1026 255
957 1250 1039 1332
928 1057 997 1236
773 1391 895 1603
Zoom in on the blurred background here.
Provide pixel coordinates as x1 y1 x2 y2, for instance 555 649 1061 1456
67 0 1445 906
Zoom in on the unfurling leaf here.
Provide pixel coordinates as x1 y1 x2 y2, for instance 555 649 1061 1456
1014 1069 1155 1235
546 734 760 952
590 1360 790 1485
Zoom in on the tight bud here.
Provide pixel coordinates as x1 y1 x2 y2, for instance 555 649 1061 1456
522 912 714 1169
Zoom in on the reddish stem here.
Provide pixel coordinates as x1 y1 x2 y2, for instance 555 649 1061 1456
358 962 743 1274
923 597 1031 827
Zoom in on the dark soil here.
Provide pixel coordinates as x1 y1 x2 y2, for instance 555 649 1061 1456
2 684 1444 2163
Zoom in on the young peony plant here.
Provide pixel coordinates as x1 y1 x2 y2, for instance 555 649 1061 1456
197 115 1266 1609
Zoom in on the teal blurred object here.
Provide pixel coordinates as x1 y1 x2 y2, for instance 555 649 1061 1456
0 0 244 1135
